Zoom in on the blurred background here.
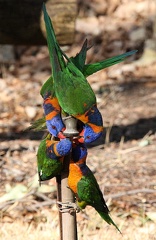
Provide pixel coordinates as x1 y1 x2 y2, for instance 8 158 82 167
0 0 156 239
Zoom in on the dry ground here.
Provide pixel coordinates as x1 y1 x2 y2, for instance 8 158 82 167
0 0 156 239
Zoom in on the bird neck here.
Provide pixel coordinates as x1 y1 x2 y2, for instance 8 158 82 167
87 123 103 133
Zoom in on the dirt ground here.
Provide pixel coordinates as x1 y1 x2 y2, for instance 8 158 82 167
0 0 156 239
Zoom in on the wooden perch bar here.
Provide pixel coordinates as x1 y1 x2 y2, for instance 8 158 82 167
61 154 78 240
59 116 79 240
0 0 77 45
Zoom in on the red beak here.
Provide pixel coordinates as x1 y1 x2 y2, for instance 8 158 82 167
57 132 65 139
78 137 84 143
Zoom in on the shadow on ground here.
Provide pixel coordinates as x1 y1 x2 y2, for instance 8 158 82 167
0 117 156 146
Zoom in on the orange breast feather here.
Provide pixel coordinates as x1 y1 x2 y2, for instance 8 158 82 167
68 163 82 194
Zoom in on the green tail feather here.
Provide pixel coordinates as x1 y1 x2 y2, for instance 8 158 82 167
70 39 88 72
43 3 66 73
83 50 138 77
98 211 121 233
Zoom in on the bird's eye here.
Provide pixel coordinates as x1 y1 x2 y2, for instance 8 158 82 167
52 125 56 129
86 136 90 139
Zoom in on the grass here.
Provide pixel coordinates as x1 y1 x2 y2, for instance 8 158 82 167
1 205 156 240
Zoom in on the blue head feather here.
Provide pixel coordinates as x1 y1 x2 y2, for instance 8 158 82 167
84 125 102 143
56 139 72 156
46 116 65 137
47 138 72 159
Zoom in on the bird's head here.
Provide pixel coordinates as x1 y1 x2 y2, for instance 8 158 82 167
56 138 72 156
46 116 65 138
79 124 103 143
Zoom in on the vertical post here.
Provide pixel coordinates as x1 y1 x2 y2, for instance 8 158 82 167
60 116 79 240
61 155 78 240
56 175 63 239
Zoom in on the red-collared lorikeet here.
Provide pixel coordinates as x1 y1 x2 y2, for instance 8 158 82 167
68 143 121 232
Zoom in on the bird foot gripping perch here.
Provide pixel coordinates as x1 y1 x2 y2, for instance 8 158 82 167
57 201 80 213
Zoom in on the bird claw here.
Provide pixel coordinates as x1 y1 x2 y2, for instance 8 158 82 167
57 201 80 213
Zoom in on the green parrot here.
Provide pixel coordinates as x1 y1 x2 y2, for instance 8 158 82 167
37 134 72 182
68 143 121 232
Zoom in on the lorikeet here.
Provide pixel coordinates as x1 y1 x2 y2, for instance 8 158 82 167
37 134 72 181
68 143 121 232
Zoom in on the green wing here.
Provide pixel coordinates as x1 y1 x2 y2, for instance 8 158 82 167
77 171 108 213
77 170 121 232
37 137 63 181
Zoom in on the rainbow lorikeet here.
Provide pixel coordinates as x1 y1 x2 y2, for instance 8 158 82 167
43 4 137 143
68 143 121 232
37 134 72 182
